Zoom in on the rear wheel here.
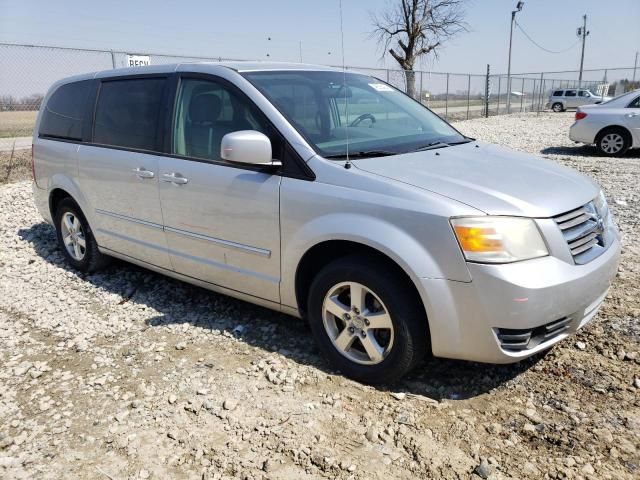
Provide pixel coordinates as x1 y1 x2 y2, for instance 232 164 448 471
552 102 564 112
307 255 428 384
54 198 110 272
596 127 630 157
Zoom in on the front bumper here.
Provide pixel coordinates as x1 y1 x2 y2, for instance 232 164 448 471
420 236 621 363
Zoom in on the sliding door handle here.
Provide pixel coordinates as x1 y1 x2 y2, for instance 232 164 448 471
161 172 189 185
132 167 155 179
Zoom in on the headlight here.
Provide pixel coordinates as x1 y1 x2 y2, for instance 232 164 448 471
594 190 608 217
451 217 548 263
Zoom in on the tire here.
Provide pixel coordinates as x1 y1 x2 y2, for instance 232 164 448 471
595 127 631 157
307 254 428 384
552 102 564 112
54 197 110 273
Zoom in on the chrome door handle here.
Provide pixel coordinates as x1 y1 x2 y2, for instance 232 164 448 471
132 167 155 179
161 172 189 185
626 113 639 117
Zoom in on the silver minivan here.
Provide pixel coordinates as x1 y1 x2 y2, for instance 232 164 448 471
547 88 611 112
32 63 620 383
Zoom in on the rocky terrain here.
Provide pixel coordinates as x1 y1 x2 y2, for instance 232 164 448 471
0 112 638 479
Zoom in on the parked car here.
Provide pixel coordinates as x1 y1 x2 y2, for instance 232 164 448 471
32 63 621 383
547 88 612 112
570 89 640 156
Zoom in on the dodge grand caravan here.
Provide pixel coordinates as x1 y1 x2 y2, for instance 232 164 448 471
32 62 621 383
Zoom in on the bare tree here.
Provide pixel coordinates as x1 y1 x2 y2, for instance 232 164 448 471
372 0 467 99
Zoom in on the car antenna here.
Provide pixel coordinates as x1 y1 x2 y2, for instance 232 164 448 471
338 0 351 169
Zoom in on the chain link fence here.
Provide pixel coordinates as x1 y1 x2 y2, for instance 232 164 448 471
1 42 639 141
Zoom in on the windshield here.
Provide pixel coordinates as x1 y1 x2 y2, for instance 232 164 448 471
242 70 466 158
599 90 638 106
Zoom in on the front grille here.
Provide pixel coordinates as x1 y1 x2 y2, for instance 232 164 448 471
497 317 572 351
553 202 606 264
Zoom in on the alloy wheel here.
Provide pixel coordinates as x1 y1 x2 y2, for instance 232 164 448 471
322 281 394 365
60 212 86 261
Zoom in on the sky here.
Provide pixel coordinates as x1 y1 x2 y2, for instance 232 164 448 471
1 0 639 76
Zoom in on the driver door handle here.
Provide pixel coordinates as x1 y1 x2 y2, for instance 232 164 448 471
132 167 155 179
161 172 189 185
626 112 639 118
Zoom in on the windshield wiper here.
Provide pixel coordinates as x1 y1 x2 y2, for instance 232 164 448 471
411 141 451 152
324 150 397 159
411 137 474 152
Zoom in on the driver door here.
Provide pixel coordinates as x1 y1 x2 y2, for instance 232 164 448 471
158 76 282 302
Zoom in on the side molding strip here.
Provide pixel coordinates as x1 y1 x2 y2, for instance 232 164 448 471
95 209 271 258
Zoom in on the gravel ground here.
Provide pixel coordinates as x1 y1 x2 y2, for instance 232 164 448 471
0 112 638 480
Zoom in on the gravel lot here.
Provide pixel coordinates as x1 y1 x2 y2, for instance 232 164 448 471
0 112 638 480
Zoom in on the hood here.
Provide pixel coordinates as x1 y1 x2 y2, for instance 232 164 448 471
353 142 599 217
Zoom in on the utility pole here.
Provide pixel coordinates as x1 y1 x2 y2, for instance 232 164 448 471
577 14 590 88
506 1 524 114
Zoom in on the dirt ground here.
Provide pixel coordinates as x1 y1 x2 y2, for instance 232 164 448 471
0 112 638 479
0 148 31 184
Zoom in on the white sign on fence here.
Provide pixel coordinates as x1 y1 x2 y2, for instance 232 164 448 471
126 55 150 67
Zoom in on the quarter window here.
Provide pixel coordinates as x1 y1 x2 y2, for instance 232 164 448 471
173 78 272 161
93 78 166 151
39 80 92 141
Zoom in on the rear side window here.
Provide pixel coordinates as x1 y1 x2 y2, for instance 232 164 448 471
39 80 92 140
553 90 564 96
628 96 640 108
565 90 577 97
93 78 166 151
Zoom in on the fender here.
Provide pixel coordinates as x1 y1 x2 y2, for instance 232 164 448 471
280 212 472 310
47 173 97 231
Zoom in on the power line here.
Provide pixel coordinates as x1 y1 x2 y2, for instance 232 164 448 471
514 20 580 54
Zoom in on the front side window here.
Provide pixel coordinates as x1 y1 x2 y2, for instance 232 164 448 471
565 90 577 97
173 78 271 161
578 90 590 97
39 80 92 141
93 78 166 151
628 96 640 108
243 70 465 158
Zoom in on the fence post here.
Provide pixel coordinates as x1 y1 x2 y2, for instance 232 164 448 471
496 76 501 114
537 72 544 114
110 50 116 68
484 65 490 118
466 74 471 120
445 73 449 120
420 71 424 105
531 79 536 111
520 78 525 112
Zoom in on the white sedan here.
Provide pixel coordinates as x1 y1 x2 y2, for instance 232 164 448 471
569 89 640 156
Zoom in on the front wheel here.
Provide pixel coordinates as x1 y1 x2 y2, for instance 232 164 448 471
307 255 428 384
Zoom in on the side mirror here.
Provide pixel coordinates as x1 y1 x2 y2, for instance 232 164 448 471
220 130 280 168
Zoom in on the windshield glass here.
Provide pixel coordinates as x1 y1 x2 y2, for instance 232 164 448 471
599 90 638 106
242 70 465 158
